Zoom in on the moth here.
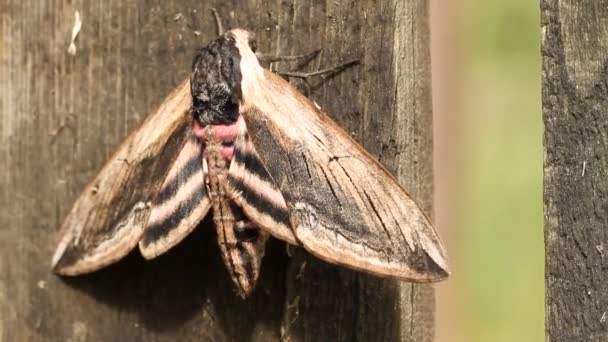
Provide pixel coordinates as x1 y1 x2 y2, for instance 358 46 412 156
52 28 449 298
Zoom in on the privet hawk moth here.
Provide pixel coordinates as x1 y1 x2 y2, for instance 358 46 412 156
52 28 449 298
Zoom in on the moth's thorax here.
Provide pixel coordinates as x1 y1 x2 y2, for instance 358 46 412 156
189 29 261 126
230 29 264 102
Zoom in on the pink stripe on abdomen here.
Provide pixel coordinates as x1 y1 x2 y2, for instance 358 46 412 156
193 117 243 161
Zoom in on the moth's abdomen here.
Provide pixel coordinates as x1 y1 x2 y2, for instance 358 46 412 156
201 118 268 298
215 203 269 298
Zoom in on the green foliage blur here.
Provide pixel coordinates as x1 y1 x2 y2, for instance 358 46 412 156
437 0 542 341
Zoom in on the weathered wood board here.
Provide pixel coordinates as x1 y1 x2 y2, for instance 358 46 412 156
0 1 435 340
542 0 608 340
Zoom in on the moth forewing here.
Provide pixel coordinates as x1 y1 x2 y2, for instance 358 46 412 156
52 80 193 275
237 69 449 282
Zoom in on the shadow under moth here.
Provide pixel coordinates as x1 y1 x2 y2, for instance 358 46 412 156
52 28 449 298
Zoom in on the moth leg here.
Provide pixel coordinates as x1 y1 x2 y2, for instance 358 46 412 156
234 220 263 243
279 59 359 80
278 59 359 96
256 49 321 64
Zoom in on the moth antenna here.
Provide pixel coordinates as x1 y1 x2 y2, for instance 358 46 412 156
256 49 321 63
279 59 360 80
211 8 224 35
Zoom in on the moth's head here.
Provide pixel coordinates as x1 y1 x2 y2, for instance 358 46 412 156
190 29 259 125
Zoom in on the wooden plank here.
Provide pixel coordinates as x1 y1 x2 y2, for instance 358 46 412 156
542 0 608 341
0 1 436 340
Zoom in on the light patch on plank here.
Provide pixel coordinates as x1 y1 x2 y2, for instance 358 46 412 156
67 11 82 56
69 321 88 342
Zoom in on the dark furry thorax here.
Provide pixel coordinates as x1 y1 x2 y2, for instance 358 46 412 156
190 32 243 125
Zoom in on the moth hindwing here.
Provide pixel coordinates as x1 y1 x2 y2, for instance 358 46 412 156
53 28 449 297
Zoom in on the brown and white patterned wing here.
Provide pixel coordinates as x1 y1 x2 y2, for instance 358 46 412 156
52 80 192 275
239 71 449 282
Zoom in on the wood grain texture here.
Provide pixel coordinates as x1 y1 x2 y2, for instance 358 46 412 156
542 1 608 341
1 0 435 340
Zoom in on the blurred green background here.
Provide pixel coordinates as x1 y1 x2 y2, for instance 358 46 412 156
431 1 542 341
